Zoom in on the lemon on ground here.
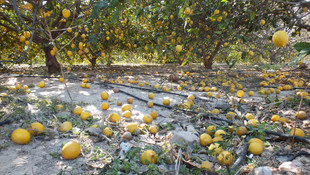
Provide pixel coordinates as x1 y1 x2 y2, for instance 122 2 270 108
141 150 157 165
272 30 289 47
248 142 264 155
85 84 90 88
226 112 236 119
147 101 154 108
121 104 131 112
15 84 22 89
28 122 44 135
260 19 265 26
56 104 63 110
81 83 86 88
279 117 289 123
126 123 139 133
80 111 91 120
207 92 213 97
38 81 45 88
11 128 31 144
218 151 233 166
289 128 305 137
148 93 154 99
163 98 170 105
248 91 254 96
187 94 195 100
271 114 280 122
247 119 259 127
245 113 254 120
201 161 213 172
127 97 133 104
122 110 131 118
200 133 213 146
213 136 224 142
236 90 244 98
248 138 264 146
208 143 223 156
143 115 153 124
212 109 220 115
296 111 306 119
62 141 81 160
149 125 158 134
108 112 120 123
73 106 82 115
214 130 227 138
60 121 73 132
59 77 64 82
103 127 113 137
236 126 247 136
101 102 109 110
101 91 109 100
207 125 216 135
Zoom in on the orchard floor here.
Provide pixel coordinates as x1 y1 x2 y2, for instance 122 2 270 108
0 63 309 175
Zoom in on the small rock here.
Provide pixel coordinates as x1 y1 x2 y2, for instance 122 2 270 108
135 165 149 174
85 127 101 136
250 166 272 175
122 132 132 140
158 165 168 173
279 160 303 174
169 131 199 145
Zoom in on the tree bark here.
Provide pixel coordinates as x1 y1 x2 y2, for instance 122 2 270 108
203 56 213 69
43 46 61 74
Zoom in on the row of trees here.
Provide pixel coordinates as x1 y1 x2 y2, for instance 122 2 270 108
0 0 309 73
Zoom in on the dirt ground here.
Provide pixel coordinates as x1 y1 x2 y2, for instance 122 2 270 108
0 64 309 175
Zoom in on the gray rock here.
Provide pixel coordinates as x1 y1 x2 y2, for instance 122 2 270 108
279 156 310 174
85 127 101 136
251 166 272 175
169 131 199 146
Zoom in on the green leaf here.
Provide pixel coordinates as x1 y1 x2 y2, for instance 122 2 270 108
293 42 310 52
112 5 124 23
250 11 255 21
92 1 108 19
221 0 228 2
214 31 222 35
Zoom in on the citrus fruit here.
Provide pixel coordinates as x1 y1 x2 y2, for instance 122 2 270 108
248 138 264 146
101 102 109 110
126 123 139 133
103 127 113 137
141 150 157 165
150 111 158 119
201 161 213 172
272 30 289 47
213 137 224 142
143 115 153 124
73 106 82 115
163 98 170 105
236 90 244 98
200 133 213 146
62 141 81 160
218 151 233 166
289 128 305 137
121 104 131 112
148 93 154 99
236 126 247 136
60 121 73 132
101 92 109 100
149 125 158 134
207 125 216 135
28 122 44 135
62 9 71 18
208 143 223 156
226 112 236 119
108 112 120 123
214 130 226 138
296 111 306 119
248 91 254 96
147 101 154 108
248 142 264 155
187 94 195 100
80 111 91 120
271 114 280 122
11 128 31 144
122 110 131 118
38 81 45 88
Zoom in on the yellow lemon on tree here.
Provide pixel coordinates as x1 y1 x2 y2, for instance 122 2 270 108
103 127 113 137
272 30 289 47
141 150 157 165
59 121 73 132
260 19 265 26
101 91 109 100
108 112 120 123
28 122 44 135
200 133 213 146
11 128 31 144
62 9 71 18
176 45 182 52
62 141 81 160
184 7 191 14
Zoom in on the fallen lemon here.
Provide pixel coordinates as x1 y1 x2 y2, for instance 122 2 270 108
141 150 157 165
62 141 81 160
11 128 31 144
28 122 44 135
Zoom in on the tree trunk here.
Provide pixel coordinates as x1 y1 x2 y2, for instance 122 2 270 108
90 56 97 69
203 56 213 69
270 53 278 64
43 46 61 74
